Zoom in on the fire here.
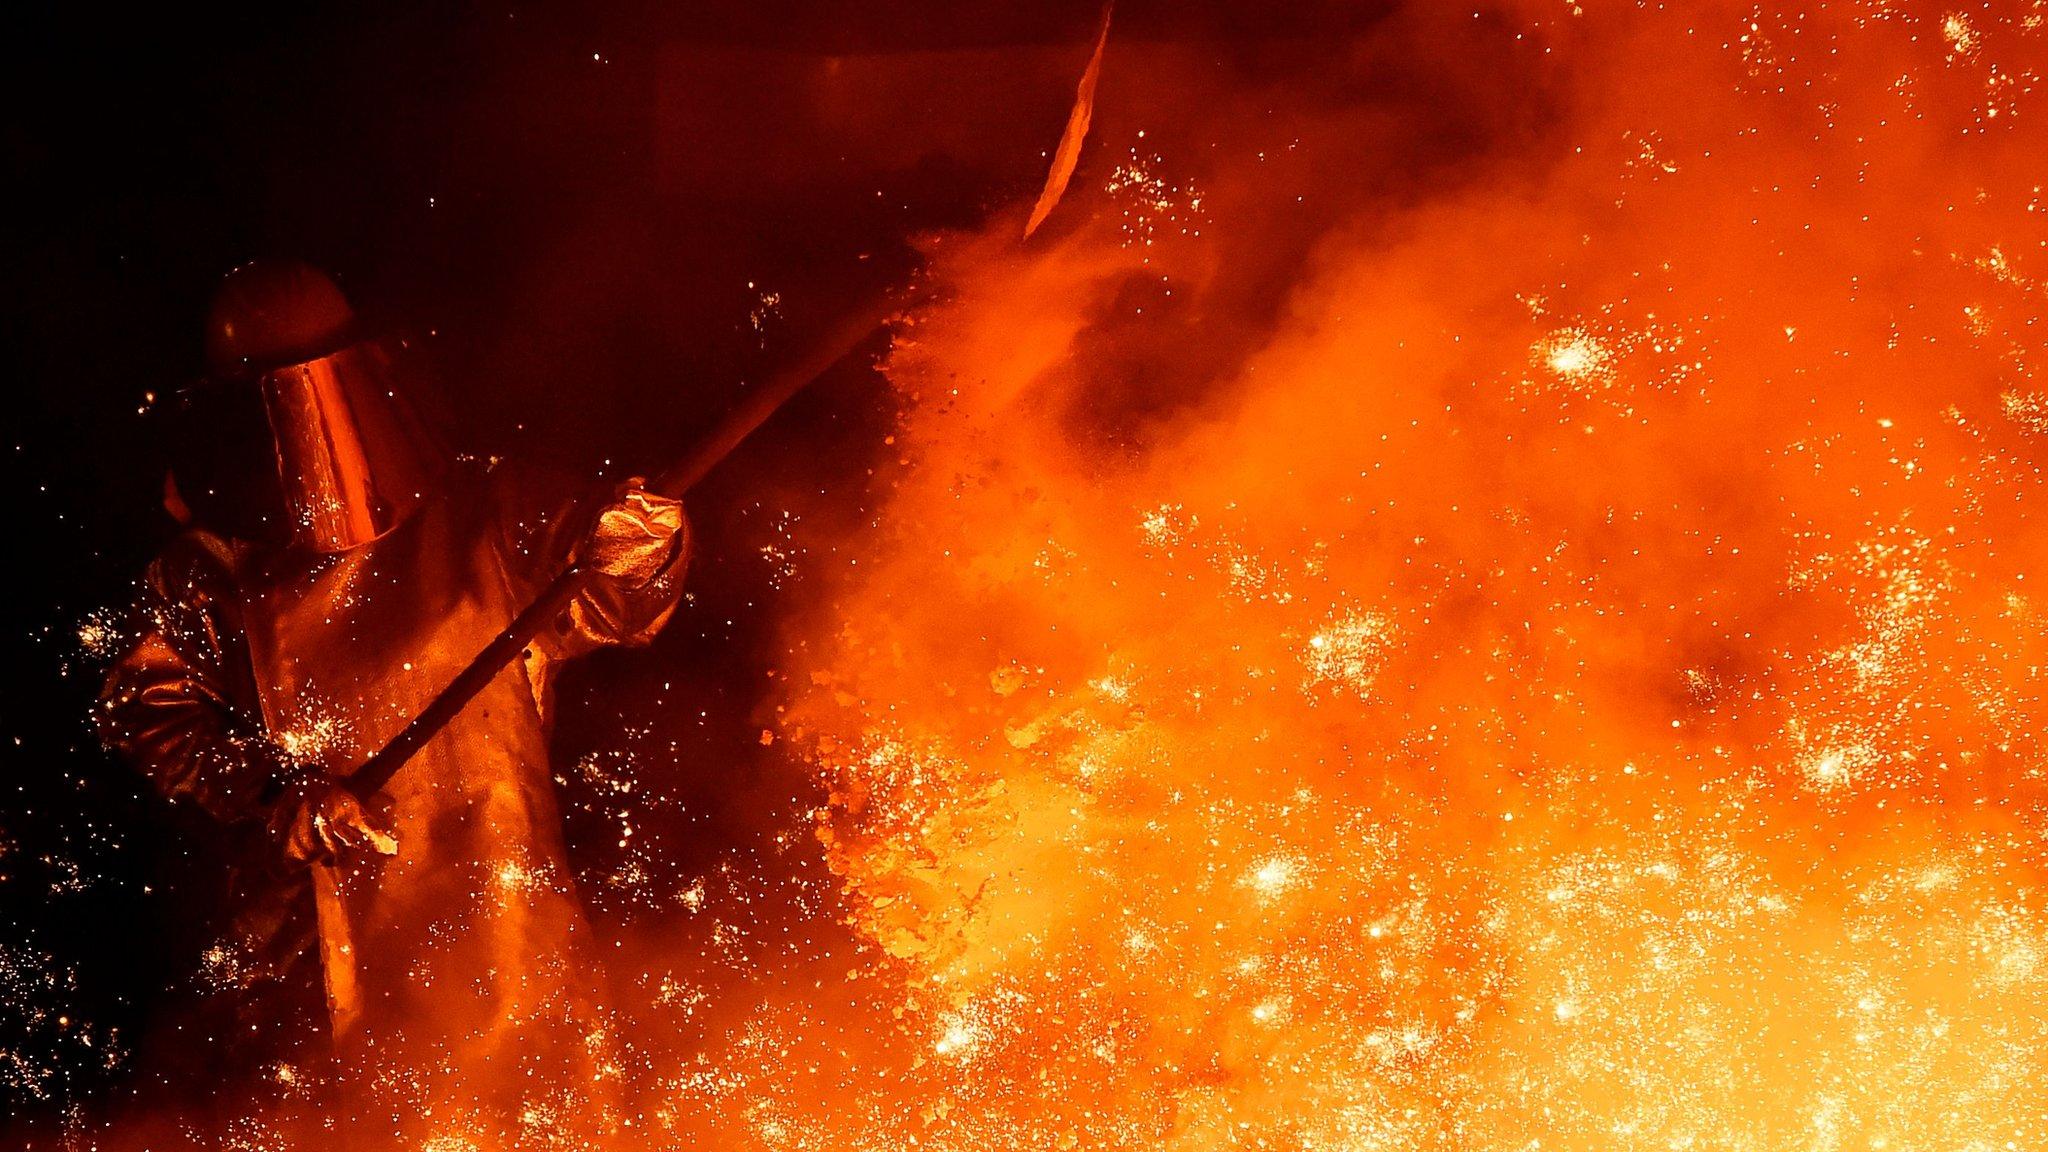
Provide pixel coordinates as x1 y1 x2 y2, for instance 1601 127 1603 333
759 2 2048 1148
44 1 2048 1149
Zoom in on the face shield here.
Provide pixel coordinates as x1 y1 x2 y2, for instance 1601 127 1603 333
179 261 449 552
257 336 447 553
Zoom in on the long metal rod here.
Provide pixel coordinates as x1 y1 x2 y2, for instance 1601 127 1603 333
342 292 906 801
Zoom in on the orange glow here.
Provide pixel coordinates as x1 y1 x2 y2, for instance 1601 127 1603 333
80 2 2048 1148
764 3 2048 1148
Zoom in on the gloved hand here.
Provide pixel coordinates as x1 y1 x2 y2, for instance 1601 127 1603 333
268 778 398 866
579 481 688 589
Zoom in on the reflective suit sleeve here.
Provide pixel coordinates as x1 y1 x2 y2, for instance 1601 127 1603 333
96 534 284 825
494 467 690 663
557 486 690 654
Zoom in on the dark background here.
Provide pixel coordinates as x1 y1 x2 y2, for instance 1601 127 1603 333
0 0 1436 1132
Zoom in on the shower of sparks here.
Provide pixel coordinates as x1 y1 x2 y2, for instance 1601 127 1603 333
1105 143 1205 248
746 282 784 348
2000 387 2048 433
272 708 355 767
1943 10 1982 59
1299 610 1397 701
73 611 121 663
1537 327 1615 387
758 509 805 590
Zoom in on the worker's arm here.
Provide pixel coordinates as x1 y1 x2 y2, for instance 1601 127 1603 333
499 471 692 663
557 482 691 652
96 535 280 824
97 534 386 862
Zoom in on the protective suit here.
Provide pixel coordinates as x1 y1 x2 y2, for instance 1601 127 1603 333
96 261 686 1129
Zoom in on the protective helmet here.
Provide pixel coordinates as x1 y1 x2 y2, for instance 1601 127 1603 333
189 260 446 552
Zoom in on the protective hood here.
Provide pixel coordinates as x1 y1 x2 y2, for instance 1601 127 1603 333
182 260 447 553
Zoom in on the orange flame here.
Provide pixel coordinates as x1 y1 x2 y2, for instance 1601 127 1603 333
766 2 2048 1148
